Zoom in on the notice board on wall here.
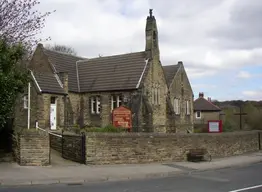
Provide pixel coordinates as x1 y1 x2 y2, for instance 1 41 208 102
208 120 222 133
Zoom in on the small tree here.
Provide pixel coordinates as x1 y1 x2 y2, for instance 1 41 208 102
45 44 77 55
0 0 55 54
0 40 29 130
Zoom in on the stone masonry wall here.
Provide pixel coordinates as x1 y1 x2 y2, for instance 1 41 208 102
85 131 261 165
16 130 50 166
143 59 168 133
194 111 221 125
168 63 194 133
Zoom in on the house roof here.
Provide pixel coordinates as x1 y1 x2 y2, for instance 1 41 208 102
77 51 148 92
42 48 86 92
163 64 180 87
32 72 66 95
194 97 221 111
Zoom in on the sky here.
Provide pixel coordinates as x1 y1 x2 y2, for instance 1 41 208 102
37 0 262 101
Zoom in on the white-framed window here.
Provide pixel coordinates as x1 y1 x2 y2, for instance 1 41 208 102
174 98 180 115
186 100 190 115
91 96 100 114
196 111 201 119
23 95 28 109
111 95 122 111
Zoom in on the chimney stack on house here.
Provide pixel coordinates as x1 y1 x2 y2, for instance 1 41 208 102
199 92 204 98
208 97 212 102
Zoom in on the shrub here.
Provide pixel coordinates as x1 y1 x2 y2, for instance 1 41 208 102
84 124 128 133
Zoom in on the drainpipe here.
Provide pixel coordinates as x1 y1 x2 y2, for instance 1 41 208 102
27 82 31 129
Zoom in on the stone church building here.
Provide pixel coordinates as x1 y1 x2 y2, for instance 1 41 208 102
15 10 194 133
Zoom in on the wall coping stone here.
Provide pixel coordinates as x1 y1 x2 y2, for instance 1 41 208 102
85 130 261 138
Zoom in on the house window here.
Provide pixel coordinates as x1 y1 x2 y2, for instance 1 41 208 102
111 95 122 111
23 95 28 109
196 111 201 119
174 98 180 115
51 97 56 104
186 100 190 115
91 96 100 114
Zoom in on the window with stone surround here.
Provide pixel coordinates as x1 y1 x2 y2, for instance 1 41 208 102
174 98 180 115
111 95 122 111
186 100 190 115
152 85 160 105
91 96 100 114
23 95 28 109
196 111 201 118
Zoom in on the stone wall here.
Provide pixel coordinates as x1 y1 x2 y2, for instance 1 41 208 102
85 131 261 165
194 111 221 125
15 130 50 166
168 62 194 133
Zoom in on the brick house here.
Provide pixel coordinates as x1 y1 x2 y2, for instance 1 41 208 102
194 92 222 125
14 10 194 133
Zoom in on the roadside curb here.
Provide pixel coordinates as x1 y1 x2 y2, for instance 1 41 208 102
185 159 262 175
0 171 185 187
0 159 261 187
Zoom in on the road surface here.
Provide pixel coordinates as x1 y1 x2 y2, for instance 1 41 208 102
0 162 261 192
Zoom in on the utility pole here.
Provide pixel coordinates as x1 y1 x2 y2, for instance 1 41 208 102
234 105 247 130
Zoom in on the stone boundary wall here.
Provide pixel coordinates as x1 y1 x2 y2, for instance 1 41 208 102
85 131 262 165
15 130 50 166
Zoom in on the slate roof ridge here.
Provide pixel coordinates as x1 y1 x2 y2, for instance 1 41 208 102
162 63 181 87
42 47 86 60
76 51 146 63
205 98 221 110
194 97 221 111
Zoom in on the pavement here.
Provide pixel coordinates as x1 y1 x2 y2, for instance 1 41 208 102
1 161 262 192
0 151 261 187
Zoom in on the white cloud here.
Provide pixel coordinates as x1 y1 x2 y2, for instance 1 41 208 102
35 0 262 101
242 90 262 100
237 71 251 79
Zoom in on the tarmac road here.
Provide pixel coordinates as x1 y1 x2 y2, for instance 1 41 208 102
0 162 262 192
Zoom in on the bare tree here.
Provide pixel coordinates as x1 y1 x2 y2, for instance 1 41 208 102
45 44 77 55
0 0 55 53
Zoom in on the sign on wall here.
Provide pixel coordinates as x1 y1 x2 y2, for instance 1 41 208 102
208 120 222 133
112 106 132 131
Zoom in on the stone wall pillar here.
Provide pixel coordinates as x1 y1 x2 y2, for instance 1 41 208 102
101 94 110 127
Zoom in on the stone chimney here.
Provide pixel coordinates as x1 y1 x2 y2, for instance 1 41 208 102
199 92 204 98
60 72 68 93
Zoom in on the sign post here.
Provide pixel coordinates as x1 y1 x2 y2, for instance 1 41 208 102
112 106 132 132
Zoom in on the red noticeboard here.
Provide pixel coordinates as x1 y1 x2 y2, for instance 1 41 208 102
112 106 132 131
208 120 222 133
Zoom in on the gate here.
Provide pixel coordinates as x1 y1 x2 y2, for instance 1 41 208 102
61 131 86 164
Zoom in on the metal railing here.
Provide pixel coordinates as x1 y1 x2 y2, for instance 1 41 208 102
35 121 62 138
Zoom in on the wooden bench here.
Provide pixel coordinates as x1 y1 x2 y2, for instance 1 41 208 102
187 148 210 162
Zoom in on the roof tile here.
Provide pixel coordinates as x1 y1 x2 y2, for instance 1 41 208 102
77 51 147 92
33 72 65 95
163 65 180 87
194 98 221 111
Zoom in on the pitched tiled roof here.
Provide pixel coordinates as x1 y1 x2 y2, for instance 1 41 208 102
42 48 86 92
194 98 221 111
77 51 148 92
163 64 180 87
32 72 65 95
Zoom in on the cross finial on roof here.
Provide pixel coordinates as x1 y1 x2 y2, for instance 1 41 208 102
149 9 153 17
